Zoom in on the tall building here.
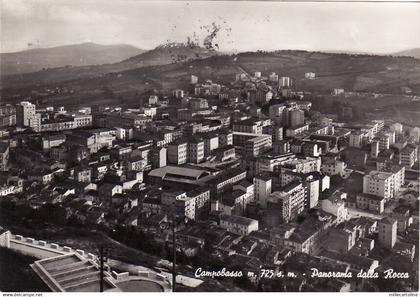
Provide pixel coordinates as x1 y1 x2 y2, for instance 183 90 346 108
400 144 418 168
378 217 397 248
363 168 405 200
272 126 284 142
167 140 188 165
288 109 305 128
0 142 9 171
188 138 205 164
371 141 379 158
16 101 36 127
150 147 167 168
269 104 286 123
254 172 272 208
245 135 272 158
268 182 305 223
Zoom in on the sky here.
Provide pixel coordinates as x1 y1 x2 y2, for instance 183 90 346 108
1 0 420 54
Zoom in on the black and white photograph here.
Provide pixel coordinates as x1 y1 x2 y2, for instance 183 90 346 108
0 0 419 295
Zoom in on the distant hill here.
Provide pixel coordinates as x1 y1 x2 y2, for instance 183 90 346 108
0 43 146 75
117 42 218 68
0 43 218 87
393 48 420 59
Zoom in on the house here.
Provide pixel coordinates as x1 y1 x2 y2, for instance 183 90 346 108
219 214 259 235
98 183 123 200
390 206 412 233
356 193 385 214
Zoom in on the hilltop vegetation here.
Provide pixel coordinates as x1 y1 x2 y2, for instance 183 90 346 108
1 49 420 108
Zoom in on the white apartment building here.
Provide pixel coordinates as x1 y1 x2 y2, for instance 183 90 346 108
363 167 405 200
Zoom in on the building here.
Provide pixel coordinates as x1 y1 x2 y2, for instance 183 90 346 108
173 89 184 99
16 101 36 127
203 133 219 157
208 168 247 197
390 123 403 135
285 124 309 137
283 218 329 255
0 142 9 171
390 206 412 233
116 127 133 141
279 77 291 88
281 157 321 173
148 165 212 187
218 130 233 147
188 138 205 164
214 145 235 161
245 135 272 158
190 75 198 84
305 72 316 79
268 72 279 82
332 88 345 96
189 98 209 110
219 214 259 235
400 144 418 168
254 172 272 208
269 104 286 123
148 95 159 105
167 140 188 165
233 119 263 134
73 167 92 183
288 109 305 128
371 141 379 158
42 134 66 150
268 182 306 223
99 184 123 200
187 187 211 217
320 191 348 223
150 147 167 169
362 169 404 200
409 127 420 142
321 157 347 176
349 132 366 148
377 217 397 248
356 194 385 214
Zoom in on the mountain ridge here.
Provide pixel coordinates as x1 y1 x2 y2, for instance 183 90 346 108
0 42 146 75
393 48 420 59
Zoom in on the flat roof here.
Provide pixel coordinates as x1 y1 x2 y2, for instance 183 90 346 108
149 166 208 180
220 214 258 226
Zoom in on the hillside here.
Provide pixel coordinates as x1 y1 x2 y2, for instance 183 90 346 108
0 43 145 75
119 42 217 68
394 48 420 60
2 50 420 109
234 51 420 94
0 44 218 89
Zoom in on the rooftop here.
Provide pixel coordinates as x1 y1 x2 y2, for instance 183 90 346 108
220 214 258 226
